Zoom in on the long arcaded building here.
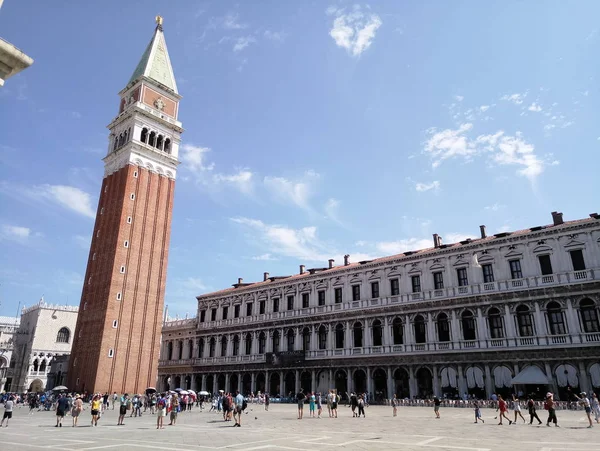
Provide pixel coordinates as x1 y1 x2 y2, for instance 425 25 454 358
158 212 600 401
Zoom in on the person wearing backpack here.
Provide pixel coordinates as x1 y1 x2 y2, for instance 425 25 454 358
296 389 306 419
233 390 244 427
169 394 179 425
156 394 166 429
545 392 558 427
527 397 542 425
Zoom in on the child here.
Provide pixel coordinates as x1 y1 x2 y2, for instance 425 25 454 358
309 392 316 418
473 401 484 423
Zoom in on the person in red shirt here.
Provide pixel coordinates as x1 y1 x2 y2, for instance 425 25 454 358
496 395 512 425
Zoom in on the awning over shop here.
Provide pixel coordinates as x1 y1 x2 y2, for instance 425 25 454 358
511 366 550 385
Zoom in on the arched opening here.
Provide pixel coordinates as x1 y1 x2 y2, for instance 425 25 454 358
198 338 204 358
353 322 363 348
233 335 240 356
256 372 266 393
392 318 403 344
555 363 579 400
318 325 327 350
516 305 534 336
258 332 266 354
123 129 128 143
164 138 171 153
300 371 312 392
493 365 513 398
127 127 131 142
440 366 458 398
302 327 310 352
465 366 486 399
205 375 214 393
271 330 280 353
488 307 504 338
216 374 225 392
167 341 173 360
284 371 295 397
393 368 409 399
220 336 228 357
39 360 47 373
229 374 238 393
372 320 383 347
335 324 344 348
32 359 39 372
209 337 216 357
353 369 366 393
118 133 124 147
156 134 164 150
174 375 181 389
163 376 170 392
547 302 566 335
270 372 280 396
373 368 387 401
461 310 477 340
29 379 44 393
414 315 427 343
194 375 202 391
286 329 295 351
589 363 600 389
242 373 251 395
245 333 253 355
148 131 156 147
579 298 600 333
334 369 347 399
437 313 450 342
56 327 70 343
187 340 193 358
416 367 433 398
178 340 183 360
140 128 148 143
185 375 191 390
113 135 118 151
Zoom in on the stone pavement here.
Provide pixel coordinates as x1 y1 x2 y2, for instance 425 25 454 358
0 403 598 450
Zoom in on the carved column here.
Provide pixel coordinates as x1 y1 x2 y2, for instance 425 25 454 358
578 361 590 393
565 298 581 343
311 325 317 351
345 321 352 350
251 373 256 394
347 368 352 394
427 313 435 348
504 304 516 342
366 367 372 396
201 374 206 391
450 310 461 342
404 315 413 345
457 364 467 397
311 369 316 393
363 322 370 348
387 366 394 400
432 365 440 397
251 331 258 355
279 371 284 396
238 372 242 393
484 364 493 398
225 373 230 393
266 330 273 353
265 370 270 394
476 307 487 343
534 302 546 337
329 369 334 390
295 328 302 351
295 369 300 393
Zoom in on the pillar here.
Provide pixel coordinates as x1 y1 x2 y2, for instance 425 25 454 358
457 365 467 397
265 370 270 394
295 369 300 393
279 371 284 396
451 310 460 342
329 369 333 390
504 304 516 338
578 361 590 393
427 313 436 346
345 321 352 350
476 307 487 342
251 372 256 394
201 374 206 391
366 367 372 396
237 372 242 392
295 328 302 351
213 373 218 394
346 368 352 394
311 369 316 393
311 326 317 351
565 298 581 343
534 302 546 337
432 365 440 397
484 364 493 398
408 366 416 399
544 362 558 396
225 373 230 393
387 367 394 400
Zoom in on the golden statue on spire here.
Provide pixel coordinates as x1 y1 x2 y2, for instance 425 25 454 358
155 15 163 28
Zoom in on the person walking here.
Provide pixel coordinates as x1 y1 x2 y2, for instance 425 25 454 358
169 394 179 426
512 395 526 423
316 393 322 419
331 391 338 418
357 395 366 418
156 393 166 429
392 394 398 417
309 392 316 418
527 397 542 425
545 392 558 427
90 395 102 427
112 392 118 410
55 394 69 427
591 393 600 424
296 389 306 419
433 396 441 419
233 390 244 427
0 396 14 427
118 394 128 426
573 392 593 428
473 401 484 423
71 395 83 427
264 393 270 411
497 395 512 425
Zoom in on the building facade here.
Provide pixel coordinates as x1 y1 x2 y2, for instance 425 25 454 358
9 300 78 393
159 212 600 401
67 17 182 394
0 315 20 392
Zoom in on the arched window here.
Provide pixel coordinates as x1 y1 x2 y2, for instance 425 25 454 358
221 336 228 357
488 308 505 338
197 338 204 358
156 135 164 150
149 131 156 147
414 315 427 343
547 302 566 335
353 322 363 348
113 136 118 151
39 360 47 372
302 327 310 351
127 127 131 142
335 324 344 349
178 340 183 359
209 337 216 357
516 305 534 336
372 320 383 347
167 341 173 360
461 310 477 340
258 332 266 354
271 331 279 353
123 130 128 143
286 329 295 351
233 335 240 356
32 359 39 372
437 313 450 342
318 325 327 350
140 128 148 143
245 332 253 355
56 327 70 343
579 299 599 333
164 138 171 153
393 318 403 345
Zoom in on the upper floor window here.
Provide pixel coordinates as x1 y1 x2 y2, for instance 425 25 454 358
390 278 400 296
487 307 504 339
433 272 444 290
272 331 279 353
210 308 217 322
335 324 344 348
461 310 477 340
509 260 522 279
220 336 228 357
457 268 468 287
318 326 327 349
371 282 380 299
334 288 343 304
258 332 266 354
222 306 228 320
538 255 553 275
287 296 294 310
579 298 600 333
392 318 403 344
245 333 253 355
516 305 534 337
233 336 240 356
259 300 266 315
234 305 240 318
570 249 586 271
411 275 421 293
246 302 253 317
208 338 215 357
352 285 360 301
302 293 310 308
482 264 494 283
302 327 310 351
372 320 383 346
56 327 70 343
199 310 206 323
437 313 450 342
272 298 279 313
318 290 326 306
286 330 295 351
547 302 566 335
413 315 426 343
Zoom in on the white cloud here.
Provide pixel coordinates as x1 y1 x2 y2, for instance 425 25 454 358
73 234 91 250
233 36 256 52
415 181 440 192
214 170 254 194
376 238 432 254
251 253 278 261
501 92 527 105
484 203 504 212
264 175 312 210
30 185 96 218
443 233 477 243
0 225 33 243
223 13 247 30
479 105 490 112
424 124 547 180
264 30 287 42
324 197 341 222
454 95 464 102
328 5 382 57
181 145 215 173
528 103 542 112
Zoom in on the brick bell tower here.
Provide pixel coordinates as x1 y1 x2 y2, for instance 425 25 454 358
68 16 183 394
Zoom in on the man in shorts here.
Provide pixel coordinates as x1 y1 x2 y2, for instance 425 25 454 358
233 390 244 427
433 396 441 419
296 389 306 419
0 395 14 427
55 394 70 427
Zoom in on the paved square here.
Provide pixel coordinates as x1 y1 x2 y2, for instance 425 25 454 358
0 403 598 450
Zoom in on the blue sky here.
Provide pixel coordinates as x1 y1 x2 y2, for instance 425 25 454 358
1 1 599 318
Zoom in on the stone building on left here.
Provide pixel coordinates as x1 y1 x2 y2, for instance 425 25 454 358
0 315 20 392
8 299 78 392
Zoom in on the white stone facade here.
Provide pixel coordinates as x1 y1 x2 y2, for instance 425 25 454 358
158 213 600 401
9 300 78 392
0 315 20 392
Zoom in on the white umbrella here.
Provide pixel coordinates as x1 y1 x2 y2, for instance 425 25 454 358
199 391 210 396
179 390 189 395
187 390 196 395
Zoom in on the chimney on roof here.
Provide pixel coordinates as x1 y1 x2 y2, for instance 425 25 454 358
551 211 564 226
344 254 350 266
263 272 269 282
479 225 487 239
590 213 600 219
328 259 334 269
237 277 243 285
299 265 306 275
433 233 442 248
